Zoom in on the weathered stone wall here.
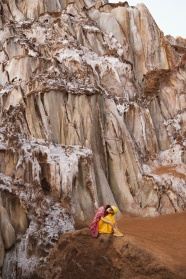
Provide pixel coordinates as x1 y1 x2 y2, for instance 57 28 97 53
0 0 185 277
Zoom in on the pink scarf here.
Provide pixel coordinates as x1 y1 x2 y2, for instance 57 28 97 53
89 206 105 237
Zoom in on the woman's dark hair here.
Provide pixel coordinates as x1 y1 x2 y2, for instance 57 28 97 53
104 205 111 216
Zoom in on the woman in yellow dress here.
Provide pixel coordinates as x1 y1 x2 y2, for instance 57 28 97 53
98 205 123 236
89 205 123 237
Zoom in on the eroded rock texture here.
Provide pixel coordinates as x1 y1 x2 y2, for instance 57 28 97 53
0 0 185 277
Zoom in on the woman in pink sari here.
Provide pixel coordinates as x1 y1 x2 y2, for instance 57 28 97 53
89 205 123 237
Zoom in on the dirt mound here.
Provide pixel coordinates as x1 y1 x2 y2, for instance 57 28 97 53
40 230 175 279
37 212 186 279
118 211 186 278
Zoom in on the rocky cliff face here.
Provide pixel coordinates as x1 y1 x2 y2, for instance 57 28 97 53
0 0 185 277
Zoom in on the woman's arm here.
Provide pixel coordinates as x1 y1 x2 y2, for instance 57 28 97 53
100 217 116 228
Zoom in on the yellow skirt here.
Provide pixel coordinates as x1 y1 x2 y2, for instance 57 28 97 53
98 214 115 234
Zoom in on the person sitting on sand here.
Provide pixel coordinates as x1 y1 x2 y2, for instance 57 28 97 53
89 205 123 237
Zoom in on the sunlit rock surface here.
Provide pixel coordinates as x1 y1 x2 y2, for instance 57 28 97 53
0 0 186 277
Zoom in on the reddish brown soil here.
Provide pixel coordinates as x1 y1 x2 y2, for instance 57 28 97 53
151 165 186 179
118 211 186 277
39 211 186 279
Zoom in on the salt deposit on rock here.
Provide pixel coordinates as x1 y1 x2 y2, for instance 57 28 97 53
0 0 185 277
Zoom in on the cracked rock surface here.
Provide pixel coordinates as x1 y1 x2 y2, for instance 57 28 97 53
0 0 185 277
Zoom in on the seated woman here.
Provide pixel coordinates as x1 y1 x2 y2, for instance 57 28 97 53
89 205 123 237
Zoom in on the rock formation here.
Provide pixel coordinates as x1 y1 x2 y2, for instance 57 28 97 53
0 0 185 277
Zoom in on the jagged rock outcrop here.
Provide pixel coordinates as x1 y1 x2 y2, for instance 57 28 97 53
0 0 185 277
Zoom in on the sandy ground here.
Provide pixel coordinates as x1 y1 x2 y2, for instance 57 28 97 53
117 211 186 276
41 211 186 279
